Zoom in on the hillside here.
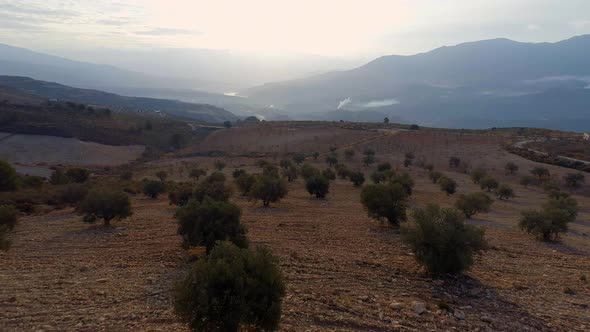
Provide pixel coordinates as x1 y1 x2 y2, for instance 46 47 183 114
244 35 590 131
0 76 237 123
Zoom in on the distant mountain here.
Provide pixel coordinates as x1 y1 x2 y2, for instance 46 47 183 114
0 76 237 123
244 35 590 131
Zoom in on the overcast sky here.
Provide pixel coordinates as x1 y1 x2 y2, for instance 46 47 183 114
1 0 590 59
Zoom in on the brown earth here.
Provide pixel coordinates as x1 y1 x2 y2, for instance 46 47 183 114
1 124 589 331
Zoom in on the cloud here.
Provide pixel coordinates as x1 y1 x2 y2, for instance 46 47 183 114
337 97 352 110
135 28 201 36
361 99 400 108
526 24 541 31
569 20 590 30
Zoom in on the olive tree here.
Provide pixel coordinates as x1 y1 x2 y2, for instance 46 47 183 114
360 182 408 226
78 190 132 227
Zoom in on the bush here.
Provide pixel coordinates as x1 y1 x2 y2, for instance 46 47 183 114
232 168 246 179
250 175 288 207
206 172 226 184
564 173 585 189
325 153 338 167
362 154 376 167
312 152 319 160
449 156 461 168
391 172 414 196
519 196 578 241
439 177 457 195
189 168 207 181
193 180 232 203
349 171 365 187
174 242 285 332
175 199 247 252
429 171 443 184
360 183 408 226
322 168 336 181
292 153 305 165
49 169 70 185
344 149 355 160
505 162 519 175
0 160 18 191
454 192 493 218
363 148 375 156
335 164 350 179
59 184 89 205
402 204 486 274
0 225 10 251
168 183 194 206
143 180 166 198
65 168 90 183
403 158 412 167
279 159 293 169
0 205 18 230
479 176 499 192
300 164 319 180
262 165 280 177
520 175 534 188
236 173 257 196
370 170 394 184
78 190 132 226
377 162 391 172
306 175 330 199
531 166 550 181
214 160 226 171
21 175 44 189
470 168 487 184
282 165 298 182
496 184 515 200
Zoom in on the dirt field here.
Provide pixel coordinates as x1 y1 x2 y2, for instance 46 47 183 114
0 132 145 168
1 124 589 331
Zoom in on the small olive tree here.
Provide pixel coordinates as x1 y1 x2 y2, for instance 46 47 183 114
78 190 132 227
0 160 18 191
143 180 166 198
360 182 408 226
454 192 493 218
479 176 499 192
250 175 288 207
496 184 515 200
439 177 457 195
349 171 365 187
305 175 330 199
505 162 519 175
519 195 578 241
564 173 585 189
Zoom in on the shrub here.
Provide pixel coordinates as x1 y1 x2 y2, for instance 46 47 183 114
292 153 305 165
59 184 89 205
402 158 411 167
519 196 578 241
189 168 207 181
0 225 10 251
496 184 515 200
143 180 166 198
391 172 415 196
429 171 443 184
306 175 330 199
564 173 585 189
250 175 288 207
0 160 18 191
349 171 365 187
531 166 550 181
312 152 319 160
362 154 376 167
377 162 392 172
520 175 534 188
49 169 70 185
470 168 487 184
505 162 519 175
168 183 194 206
279 159 293 169
175 199 247 252
325 153 338 167
360 183 408 226
236 173 257 196
232 168 246 179
174 242 285 332
363 148 375 156
370 170 393 184
214 160 226 171
439 177 457 195
21 175 44 189
282 165 298 182
66 168 90 183
454 192 493 218
262 165 280 177
402 204 486 274
479 176 499 192
300 164 319 180
193 180 232 203
78 190 132 227
335 164 350 179
344 149 355 160
449 156 461 168
0 205 18 230
322 168 336 181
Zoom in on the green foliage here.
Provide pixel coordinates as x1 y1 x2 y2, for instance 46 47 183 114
335 164 350 179
363 148 375 156
189 168 207 181
305 175 330 199
322 168 336 181
505 162 519 175
282 165 298 182
344 149 355 160
279 159 293 169
479 176 499 192
429 171 443 184
496 184 515 200
223 120 232 129
156 170 168 181
360 183 408 226
262 165 280 177
21 175 44 189
312 152 320 160
0 225 10 251
383 117 389 124
531 166 550 181
449 156 461 168
0 160 18 191
370 170 394 184
214 160 226 171
250 175 288 207
292 153 305 165
50 169 71 185
520 195 578 241
65 168 90 183
349 171 365 187
168 183 194 206
391 172 415 196
175 199 246 252
470 168 487 184
236 173 257 196
78 190 132 226
300 164 320 180
325 153 338 167
193 180 232 203
143 180 166 198
402 204 486 274
206 172 226 184
59 183 89 205
454 192 493 218
439 177 457 195
232 168 246 179
377 162 391 172
0 205 18 230
174 242 285 332
564 173 585 189
362 154 375 167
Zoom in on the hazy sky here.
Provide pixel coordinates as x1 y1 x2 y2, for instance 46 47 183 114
1 0 590 58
